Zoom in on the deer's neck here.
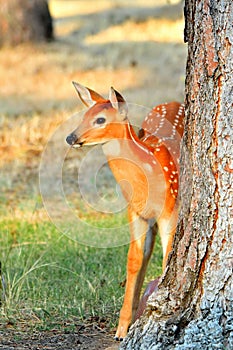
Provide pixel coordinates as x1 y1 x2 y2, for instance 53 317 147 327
102 122 165 219
102 121 155 185
102 122 147 159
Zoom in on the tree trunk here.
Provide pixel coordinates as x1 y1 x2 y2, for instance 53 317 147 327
0 0 53 46
120 1 233 349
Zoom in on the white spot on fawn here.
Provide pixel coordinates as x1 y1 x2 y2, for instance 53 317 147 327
143 163 153 172
104 139 121 156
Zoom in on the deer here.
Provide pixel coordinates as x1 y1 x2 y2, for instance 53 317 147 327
66 82 184 341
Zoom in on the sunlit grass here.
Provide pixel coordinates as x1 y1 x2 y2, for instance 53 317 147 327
49 0 171 18
0 110 70 166
49 0 114 18
86 18 184 45
0 0 185 117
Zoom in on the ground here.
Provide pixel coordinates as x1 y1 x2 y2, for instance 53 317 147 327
0 325 115 350
0 0 186 348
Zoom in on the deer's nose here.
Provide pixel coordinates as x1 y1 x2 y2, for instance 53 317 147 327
66 133 78 146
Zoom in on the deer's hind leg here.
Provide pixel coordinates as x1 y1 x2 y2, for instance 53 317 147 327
158 205 178 271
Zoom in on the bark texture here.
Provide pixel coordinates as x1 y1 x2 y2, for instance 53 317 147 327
120 1 233 349
0 0 53 46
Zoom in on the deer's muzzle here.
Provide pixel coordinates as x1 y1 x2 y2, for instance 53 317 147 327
66 133 80 146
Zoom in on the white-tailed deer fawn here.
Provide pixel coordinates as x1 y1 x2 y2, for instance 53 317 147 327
66 82 184 340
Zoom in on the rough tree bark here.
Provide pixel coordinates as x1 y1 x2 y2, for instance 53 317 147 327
0 0 53 46
120 1 233 349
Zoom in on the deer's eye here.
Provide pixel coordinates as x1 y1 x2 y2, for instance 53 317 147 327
95 117 106 125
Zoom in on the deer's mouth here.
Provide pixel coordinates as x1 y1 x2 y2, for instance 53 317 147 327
66 132 106 148
72 142 84 148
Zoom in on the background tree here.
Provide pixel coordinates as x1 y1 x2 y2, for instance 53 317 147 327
0 0 53 46
120 1 233 349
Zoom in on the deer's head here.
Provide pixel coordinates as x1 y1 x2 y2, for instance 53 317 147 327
66 82 129 148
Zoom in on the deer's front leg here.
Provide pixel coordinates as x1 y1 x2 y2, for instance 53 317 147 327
115 209 157 341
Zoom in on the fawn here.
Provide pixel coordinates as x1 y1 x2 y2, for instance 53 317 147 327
66 82 184 340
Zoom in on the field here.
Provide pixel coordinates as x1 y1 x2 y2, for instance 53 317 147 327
0 1 186 348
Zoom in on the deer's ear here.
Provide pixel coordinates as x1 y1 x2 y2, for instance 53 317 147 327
109 87 128 120
72 82 105 107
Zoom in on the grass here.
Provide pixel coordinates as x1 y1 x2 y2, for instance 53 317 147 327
0 201 162 332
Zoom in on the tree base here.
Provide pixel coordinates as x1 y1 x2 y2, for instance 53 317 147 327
121 303 233 349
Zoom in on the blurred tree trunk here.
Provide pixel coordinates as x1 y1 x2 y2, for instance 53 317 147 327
120 1 233 349
0 0 53 46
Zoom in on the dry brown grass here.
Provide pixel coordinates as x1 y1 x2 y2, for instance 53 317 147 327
86 18 184 45
0 0 186 192
0 111 66 166
49 0 169 18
